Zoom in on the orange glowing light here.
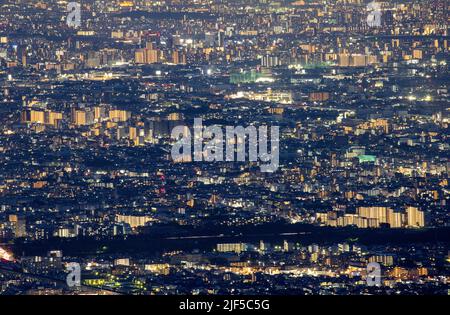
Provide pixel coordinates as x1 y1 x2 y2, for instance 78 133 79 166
0 246 13 261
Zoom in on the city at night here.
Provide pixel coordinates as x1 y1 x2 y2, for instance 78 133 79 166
0 0 448 308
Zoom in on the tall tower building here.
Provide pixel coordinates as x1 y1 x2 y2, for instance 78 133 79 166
406 207 425 228
71 108 87 126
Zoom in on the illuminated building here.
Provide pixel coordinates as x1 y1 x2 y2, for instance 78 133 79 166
144 264 170 275
21 109 45 124
94 106 108 122
168 113 182 121
45 111 63 127
172 50 187 65
338 54 378 67
261 54 281 68
217 243 247 254
406 206 425 228
228 89 293 104
115 214 154 229
135 43 162 64
9 214 26 238
109 109 131 122
369 255 394 266
309 92 330 102
21 109 63 127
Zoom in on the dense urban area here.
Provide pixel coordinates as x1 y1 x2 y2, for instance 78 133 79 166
0 0 448 295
